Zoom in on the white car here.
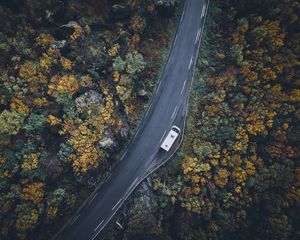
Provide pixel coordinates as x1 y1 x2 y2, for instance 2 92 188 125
160 126 181 151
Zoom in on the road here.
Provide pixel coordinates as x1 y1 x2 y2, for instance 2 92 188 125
54 0 209 239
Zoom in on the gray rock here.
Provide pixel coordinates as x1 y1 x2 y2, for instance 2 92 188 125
120 123 130 138
99 137 115 149
99 130 117 150
137 89 149 98
75 90 103 109
123 182 159 237
50 40 66 49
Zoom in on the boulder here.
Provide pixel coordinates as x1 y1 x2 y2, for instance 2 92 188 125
120 123 130 138
123 182 159 238
137 89 150 99
75 90 103 109
99 130 117 151
99 137 115 149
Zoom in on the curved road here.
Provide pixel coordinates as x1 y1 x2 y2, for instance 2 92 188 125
54 0 209 239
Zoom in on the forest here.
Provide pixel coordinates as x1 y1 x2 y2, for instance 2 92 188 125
0 0 299 240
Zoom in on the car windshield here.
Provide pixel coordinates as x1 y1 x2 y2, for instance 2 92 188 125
172 127 180 133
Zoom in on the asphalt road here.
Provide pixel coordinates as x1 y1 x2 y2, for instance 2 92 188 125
55 0 209 239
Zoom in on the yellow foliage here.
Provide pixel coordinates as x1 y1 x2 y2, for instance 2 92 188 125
113 71 120 82
124 103 137 117
60 112 109 174
21 153 39 171
130 15 145 33
246 114 266 136
266 143 283 158
0 170 12 179
35 33 55 48
71 23 84 41
19 61 47 93
258 20 286 49
285 89 300 102
10 97 30 114
193 186 201 194
0 155 12 179
16 208 39 232
232 20 249 45
182 156 200 175
262 67 277 80
220 151 230 167
33 97 48 107
234 127 249 151
0 95 6 105
40 48 60 72
231 167 247 185
182 156 212 188
21 182 44 204
132 34 141 43
68 124 103 173
282 123 289 130
205 104 221 117
265 110 277 128
116 85 132 102
80 75 93 88
60 57 72 70
245 160 256 176
230 154 243 167
47 115 61 126
214 168 230 188
235 185 242 194
108 43 120 57
211 158 219 167
241 66 259 82
180 194 212 215
48 75 80 97
47 206 58 219
147 4 155 12
191 175 201 184
19 60 36 78
128 34 141 51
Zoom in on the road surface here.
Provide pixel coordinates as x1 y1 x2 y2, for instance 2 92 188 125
54 0 209 239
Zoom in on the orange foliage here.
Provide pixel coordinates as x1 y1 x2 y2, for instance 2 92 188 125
21 182 44 204
60 57 72 70
35 33 55 48
108 43 120 57
58 92 117 174
19 61 47 93
21 153 39 171
16 207 39 232
283 168 300 208
234 127 249 151
40 48 60 72
10 97 30 114
47 206 58 219
246 114 266 136
48 75 80 97
214 168 230 188
47 115 61 126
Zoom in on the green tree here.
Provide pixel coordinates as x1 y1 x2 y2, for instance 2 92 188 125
113 56 126 72
0 110 25 135
125 51 145 77
22 113 46 131
53 188 65 202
